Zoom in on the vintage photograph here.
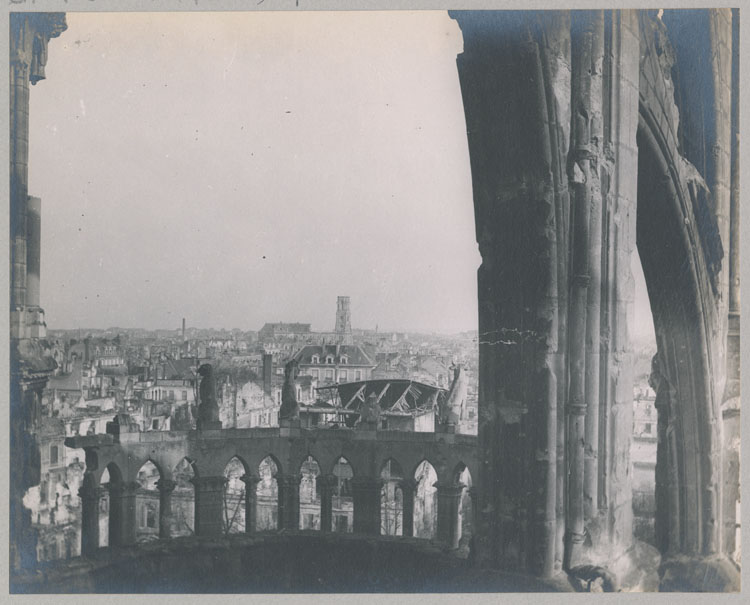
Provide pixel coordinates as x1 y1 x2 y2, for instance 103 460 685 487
7 5 740 593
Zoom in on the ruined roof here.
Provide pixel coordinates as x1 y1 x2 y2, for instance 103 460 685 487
161 358 197 380
372 358 409 379
82 396 117 411
415 356 449 375
316 379 446 416
47 363 83 391
39 416 66 438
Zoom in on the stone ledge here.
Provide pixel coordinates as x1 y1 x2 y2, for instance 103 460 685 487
11 532 569 594
659 554 740 592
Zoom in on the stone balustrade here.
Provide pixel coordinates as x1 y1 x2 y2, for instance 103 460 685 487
65 421 477 556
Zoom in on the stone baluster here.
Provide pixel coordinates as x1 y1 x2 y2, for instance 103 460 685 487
108 481 139 547
467 486 478 539
156 478 176 539
240 474 261 533
435 481 464 549
191 476 227 537
78 474 100 556
276 474 301 530
352 476 383 536
399 478 416 538
318 475 337 533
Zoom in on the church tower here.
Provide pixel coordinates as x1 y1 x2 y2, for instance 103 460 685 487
335 296 353 345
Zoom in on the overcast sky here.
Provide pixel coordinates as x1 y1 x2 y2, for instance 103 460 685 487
29 11 482 334
28 10 654 341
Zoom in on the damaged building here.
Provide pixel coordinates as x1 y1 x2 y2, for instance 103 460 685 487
8 8 741 593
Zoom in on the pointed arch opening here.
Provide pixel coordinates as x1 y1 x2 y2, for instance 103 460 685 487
636 119 717 556
171 458 196 537
414 460 437 539
299 455 321 530
97 466 113 547
332 456 354 533
222 457 248 534
380 458 404 536
256 456 279 531
98 463 125 547
135 460 161 542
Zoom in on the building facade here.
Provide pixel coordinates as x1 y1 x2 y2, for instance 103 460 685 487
294 344 375 387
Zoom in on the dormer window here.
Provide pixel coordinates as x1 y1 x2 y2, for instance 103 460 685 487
340 356 348 364
326 356 334 364
311 355 320 364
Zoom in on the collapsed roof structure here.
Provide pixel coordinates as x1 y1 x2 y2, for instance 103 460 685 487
307 379 446 429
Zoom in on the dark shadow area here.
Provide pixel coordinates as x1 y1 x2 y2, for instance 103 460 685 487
11 533 570 593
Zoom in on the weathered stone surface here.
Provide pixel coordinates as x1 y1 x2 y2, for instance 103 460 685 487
658 555 740 592
450 8 739 587
11 533 573 593
10 8 740 592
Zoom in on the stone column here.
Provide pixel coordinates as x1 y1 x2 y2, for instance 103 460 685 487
722 8 741 563
352 477 382 535
276 474 300 531
240 474 261 533
565 10 604 571
654 382 670 555
318 475 336 533
79 475 100 557
468 486 478 542
108 481 138 546
449 10 573 576
9 13 65 578
435 482 463 549
399 478 416 538
25 196 41 308
600 10 640 569
8 13 66 335
25 196 46 338
156 479 176 539
9 24 30 314
191 476 227 537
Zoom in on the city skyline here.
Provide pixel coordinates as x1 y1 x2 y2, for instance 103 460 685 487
11 8 737 593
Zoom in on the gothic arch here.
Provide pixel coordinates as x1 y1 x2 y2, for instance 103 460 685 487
636 120 720 555
450 9 737 586
634 10 731 558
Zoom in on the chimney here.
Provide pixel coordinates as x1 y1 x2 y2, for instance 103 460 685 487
84 337 90 364
182 318 186 341
263 354 273 398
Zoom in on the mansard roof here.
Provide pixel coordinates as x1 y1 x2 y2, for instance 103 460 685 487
293 344 374 367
